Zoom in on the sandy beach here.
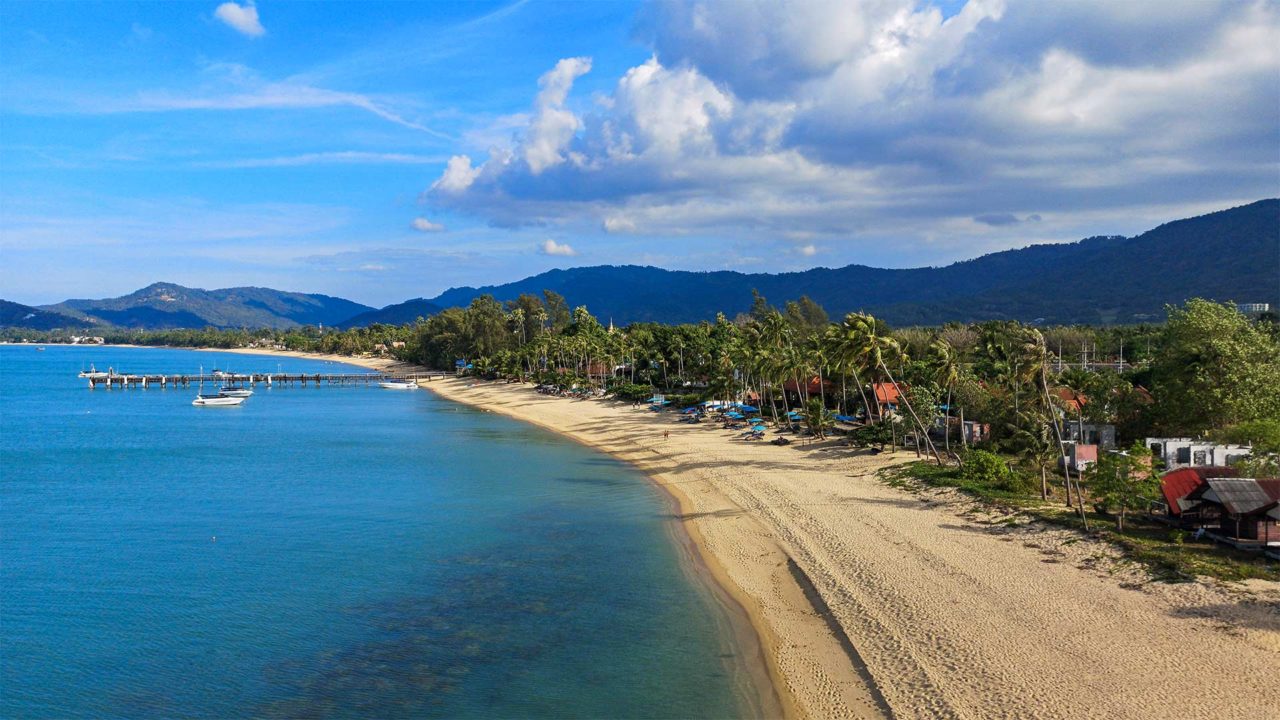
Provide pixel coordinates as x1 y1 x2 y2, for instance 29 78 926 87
226 350 1280 719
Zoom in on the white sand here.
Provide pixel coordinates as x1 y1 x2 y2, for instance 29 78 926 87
226 351 1280 719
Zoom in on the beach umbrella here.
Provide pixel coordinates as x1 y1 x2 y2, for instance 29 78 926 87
738 405 759 413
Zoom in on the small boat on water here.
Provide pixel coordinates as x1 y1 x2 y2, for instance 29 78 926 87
378 379 418 390
217 387 253 398
192 393 247 407
78 364 110 379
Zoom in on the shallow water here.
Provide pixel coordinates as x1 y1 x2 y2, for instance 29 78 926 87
1 345 755 718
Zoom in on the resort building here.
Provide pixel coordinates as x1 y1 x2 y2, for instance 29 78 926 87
1146 438 1252 469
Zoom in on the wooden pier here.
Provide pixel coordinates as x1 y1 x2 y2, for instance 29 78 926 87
81 370 448 389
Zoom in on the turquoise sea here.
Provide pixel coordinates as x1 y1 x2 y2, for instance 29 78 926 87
1 345 762 718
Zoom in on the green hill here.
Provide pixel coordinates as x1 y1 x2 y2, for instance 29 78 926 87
36 283 374 330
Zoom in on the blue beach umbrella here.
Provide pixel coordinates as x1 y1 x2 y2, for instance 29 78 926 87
738 405 759 413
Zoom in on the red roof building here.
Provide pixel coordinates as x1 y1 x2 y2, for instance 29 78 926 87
871 382 906 405
1160 466 1239 516
1053 387 1088 413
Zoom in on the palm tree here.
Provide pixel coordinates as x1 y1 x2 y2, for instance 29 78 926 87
823 315 875 422
929 337 961 456
1007 408 1058 500
848 313 943 465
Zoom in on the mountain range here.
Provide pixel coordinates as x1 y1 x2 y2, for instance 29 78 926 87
30 283 373 330
355 199 1279 327
4 200 1276 330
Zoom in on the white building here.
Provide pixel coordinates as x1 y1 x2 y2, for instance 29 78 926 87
1146 438 1252 470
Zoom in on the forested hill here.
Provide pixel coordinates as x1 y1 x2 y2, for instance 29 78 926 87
0 300 89 331
334 299 442 329
35 283 374 330
404 199 1277 326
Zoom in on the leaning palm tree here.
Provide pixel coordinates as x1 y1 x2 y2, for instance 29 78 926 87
823 315 875 422
849 313 944 465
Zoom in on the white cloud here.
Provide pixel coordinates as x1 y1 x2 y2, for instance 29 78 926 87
603 216 637 233
214 2 266 38
432 155 482 193
422 1 1280 259
411 217 444 232
43 62 450 138
798 244 818 257
539 238 577 256
524 57 592 173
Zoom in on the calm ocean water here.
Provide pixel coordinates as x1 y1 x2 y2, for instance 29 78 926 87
1 345 756 718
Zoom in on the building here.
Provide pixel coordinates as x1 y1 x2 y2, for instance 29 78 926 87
933 417 990 445
1157 466 1239 524
1062 423 1116 449
1146 438 1252 470
1187 477 1279 542
869 382 907 416
1157 468 1280 545
1237 302 1271 315
1054 423 1116 471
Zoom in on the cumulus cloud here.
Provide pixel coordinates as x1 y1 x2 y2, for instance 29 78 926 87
214 2 265 38
424 0 1280 259
412 217 445 232
798 244 818 257
525 57 592 173
539 239 577 256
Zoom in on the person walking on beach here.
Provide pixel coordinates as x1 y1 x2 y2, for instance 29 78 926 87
663 430 669 441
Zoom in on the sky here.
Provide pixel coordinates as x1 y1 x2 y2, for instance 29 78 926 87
2 0 1277 308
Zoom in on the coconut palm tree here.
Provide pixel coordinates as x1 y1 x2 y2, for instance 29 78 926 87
823 315 875 422
929 336 961 455
845 312 943 464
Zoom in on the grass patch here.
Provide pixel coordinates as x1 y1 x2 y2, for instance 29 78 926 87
881 461 1280 583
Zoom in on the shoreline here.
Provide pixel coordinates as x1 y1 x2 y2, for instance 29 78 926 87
210 348 805 718
77 345 1280 718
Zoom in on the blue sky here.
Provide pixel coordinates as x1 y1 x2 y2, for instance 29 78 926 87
2 1 1276 307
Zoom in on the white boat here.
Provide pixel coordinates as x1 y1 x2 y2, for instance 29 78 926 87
78 364 110 379
192 393 247 407
378 379 418 390
217 387 253 398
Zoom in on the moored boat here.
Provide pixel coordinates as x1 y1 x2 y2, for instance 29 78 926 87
192 393 247 407
378 379 418 390
217 387 253 398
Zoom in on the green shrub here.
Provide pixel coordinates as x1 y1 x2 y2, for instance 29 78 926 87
610 383 653 403
960 449 1037 493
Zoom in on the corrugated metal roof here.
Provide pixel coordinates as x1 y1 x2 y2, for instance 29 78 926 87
1204 478 1276 516
1160 467 1237 515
